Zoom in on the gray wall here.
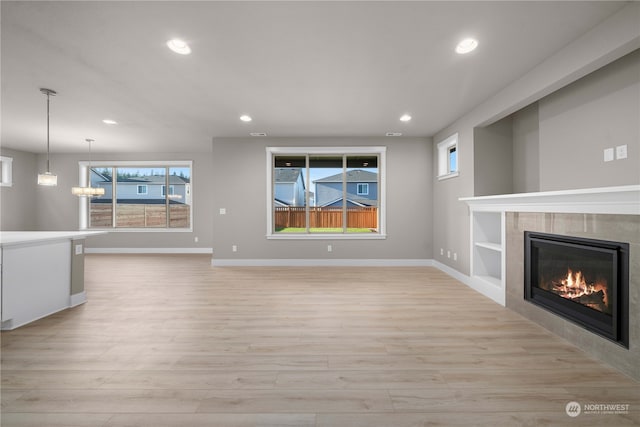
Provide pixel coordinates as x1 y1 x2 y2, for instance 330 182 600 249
211 137 433 261
27 151 214 250
512 103 540 193
473 118 514 197
0 148 38 231
538 49 640 191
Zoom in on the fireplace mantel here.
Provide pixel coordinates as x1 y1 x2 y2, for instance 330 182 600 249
459 185 640 215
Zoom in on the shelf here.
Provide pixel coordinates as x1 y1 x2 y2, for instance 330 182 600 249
475 241 502 252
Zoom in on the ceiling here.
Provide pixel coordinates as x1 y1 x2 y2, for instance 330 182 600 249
0 1 627 154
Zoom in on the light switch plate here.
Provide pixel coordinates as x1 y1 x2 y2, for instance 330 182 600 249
219 208 226 215
604 148 614 162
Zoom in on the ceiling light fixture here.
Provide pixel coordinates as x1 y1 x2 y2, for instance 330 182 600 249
72 139 105 197
167 38 191 55
456 38 478 54
240 115 252 122
37 88 58 186
102 119 117 125
399 114 412 122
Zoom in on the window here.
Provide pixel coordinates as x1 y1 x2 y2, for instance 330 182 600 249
0 156 13 186
267 146 386 239
437 133 459 180
78 161 192 231
162 185 175 196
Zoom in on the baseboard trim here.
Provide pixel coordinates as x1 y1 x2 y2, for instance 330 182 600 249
211 258 434 267
70 291 87 307
432 260 504 306
85 248 213 254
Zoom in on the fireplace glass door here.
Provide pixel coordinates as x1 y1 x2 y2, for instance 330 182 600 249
524 232 628 347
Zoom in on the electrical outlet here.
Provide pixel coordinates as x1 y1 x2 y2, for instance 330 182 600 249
327 244 332 252
219 208 226 215
440 248 444 256
194 236 199 243
447 250 451 258
232 245 237 252
453 252 457 261
75 244 83 255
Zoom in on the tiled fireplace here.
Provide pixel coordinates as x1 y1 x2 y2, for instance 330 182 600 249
506 212 639 380
462 186 639 381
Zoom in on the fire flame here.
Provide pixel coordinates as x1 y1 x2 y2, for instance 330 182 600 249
558 269 608 307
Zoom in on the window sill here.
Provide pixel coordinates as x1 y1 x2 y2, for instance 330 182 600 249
437 171 459 181
84 227 193 233
267 233 387 240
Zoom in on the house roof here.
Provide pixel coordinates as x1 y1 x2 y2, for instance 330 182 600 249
313 169 378 183
97 175 190 184
318 197 378 208
274 168 304 186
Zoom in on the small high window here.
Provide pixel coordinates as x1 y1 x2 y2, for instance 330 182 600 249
356 183 369 195
437 133 459 180
137 185 148 195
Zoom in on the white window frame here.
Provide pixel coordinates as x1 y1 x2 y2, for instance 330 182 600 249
77 160 193 232
356 183 369 196
0 156 13 187
437 133 459 180
136 184 148 195
266 146 386 240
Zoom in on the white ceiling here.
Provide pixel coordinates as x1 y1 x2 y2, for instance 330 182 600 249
0 1 627 154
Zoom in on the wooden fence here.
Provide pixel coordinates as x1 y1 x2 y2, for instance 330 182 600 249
90 203 190 228
274 206 377 229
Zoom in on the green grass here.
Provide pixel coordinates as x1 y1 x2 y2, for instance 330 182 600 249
275 227 375 233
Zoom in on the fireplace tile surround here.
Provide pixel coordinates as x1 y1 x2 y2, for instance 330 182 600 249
506 212 639 381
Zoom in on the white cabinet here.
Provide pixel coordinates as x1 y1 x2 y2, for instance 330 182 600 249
469 210 505 305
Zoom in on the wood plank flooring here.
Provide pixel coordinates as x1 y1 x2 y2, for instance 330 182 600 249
1 254 639 426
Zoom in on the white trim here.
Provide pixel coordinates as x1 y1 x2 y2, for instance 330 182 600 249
267 233 387 240
212 258 433 267
70 291 87 307
85 247 213 254
459 185 640 215
266 146 386 238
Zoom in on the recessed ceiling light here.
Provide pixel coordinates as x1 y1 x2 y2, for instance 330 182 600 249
386 132 402 137
250 132 267 137
167 39 191 55
102 119 117 125
456 38 478 54
240 115 252 122
399 114 411 122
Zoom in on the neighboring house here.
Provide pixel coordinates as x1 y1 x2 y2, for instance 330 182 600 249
92 174 191 205
313 169 378 207
274 168 305 206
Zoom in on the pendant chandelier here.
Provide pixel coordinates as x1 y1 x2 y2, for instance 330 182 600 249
72 138 105 197
37 88 58 186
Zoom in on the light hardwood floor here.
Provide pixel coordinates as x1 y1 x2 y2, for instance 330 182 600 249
1 254 638 426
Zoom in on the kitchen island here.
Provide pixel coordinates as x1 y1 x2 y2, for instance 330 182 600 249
0 231 106 330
